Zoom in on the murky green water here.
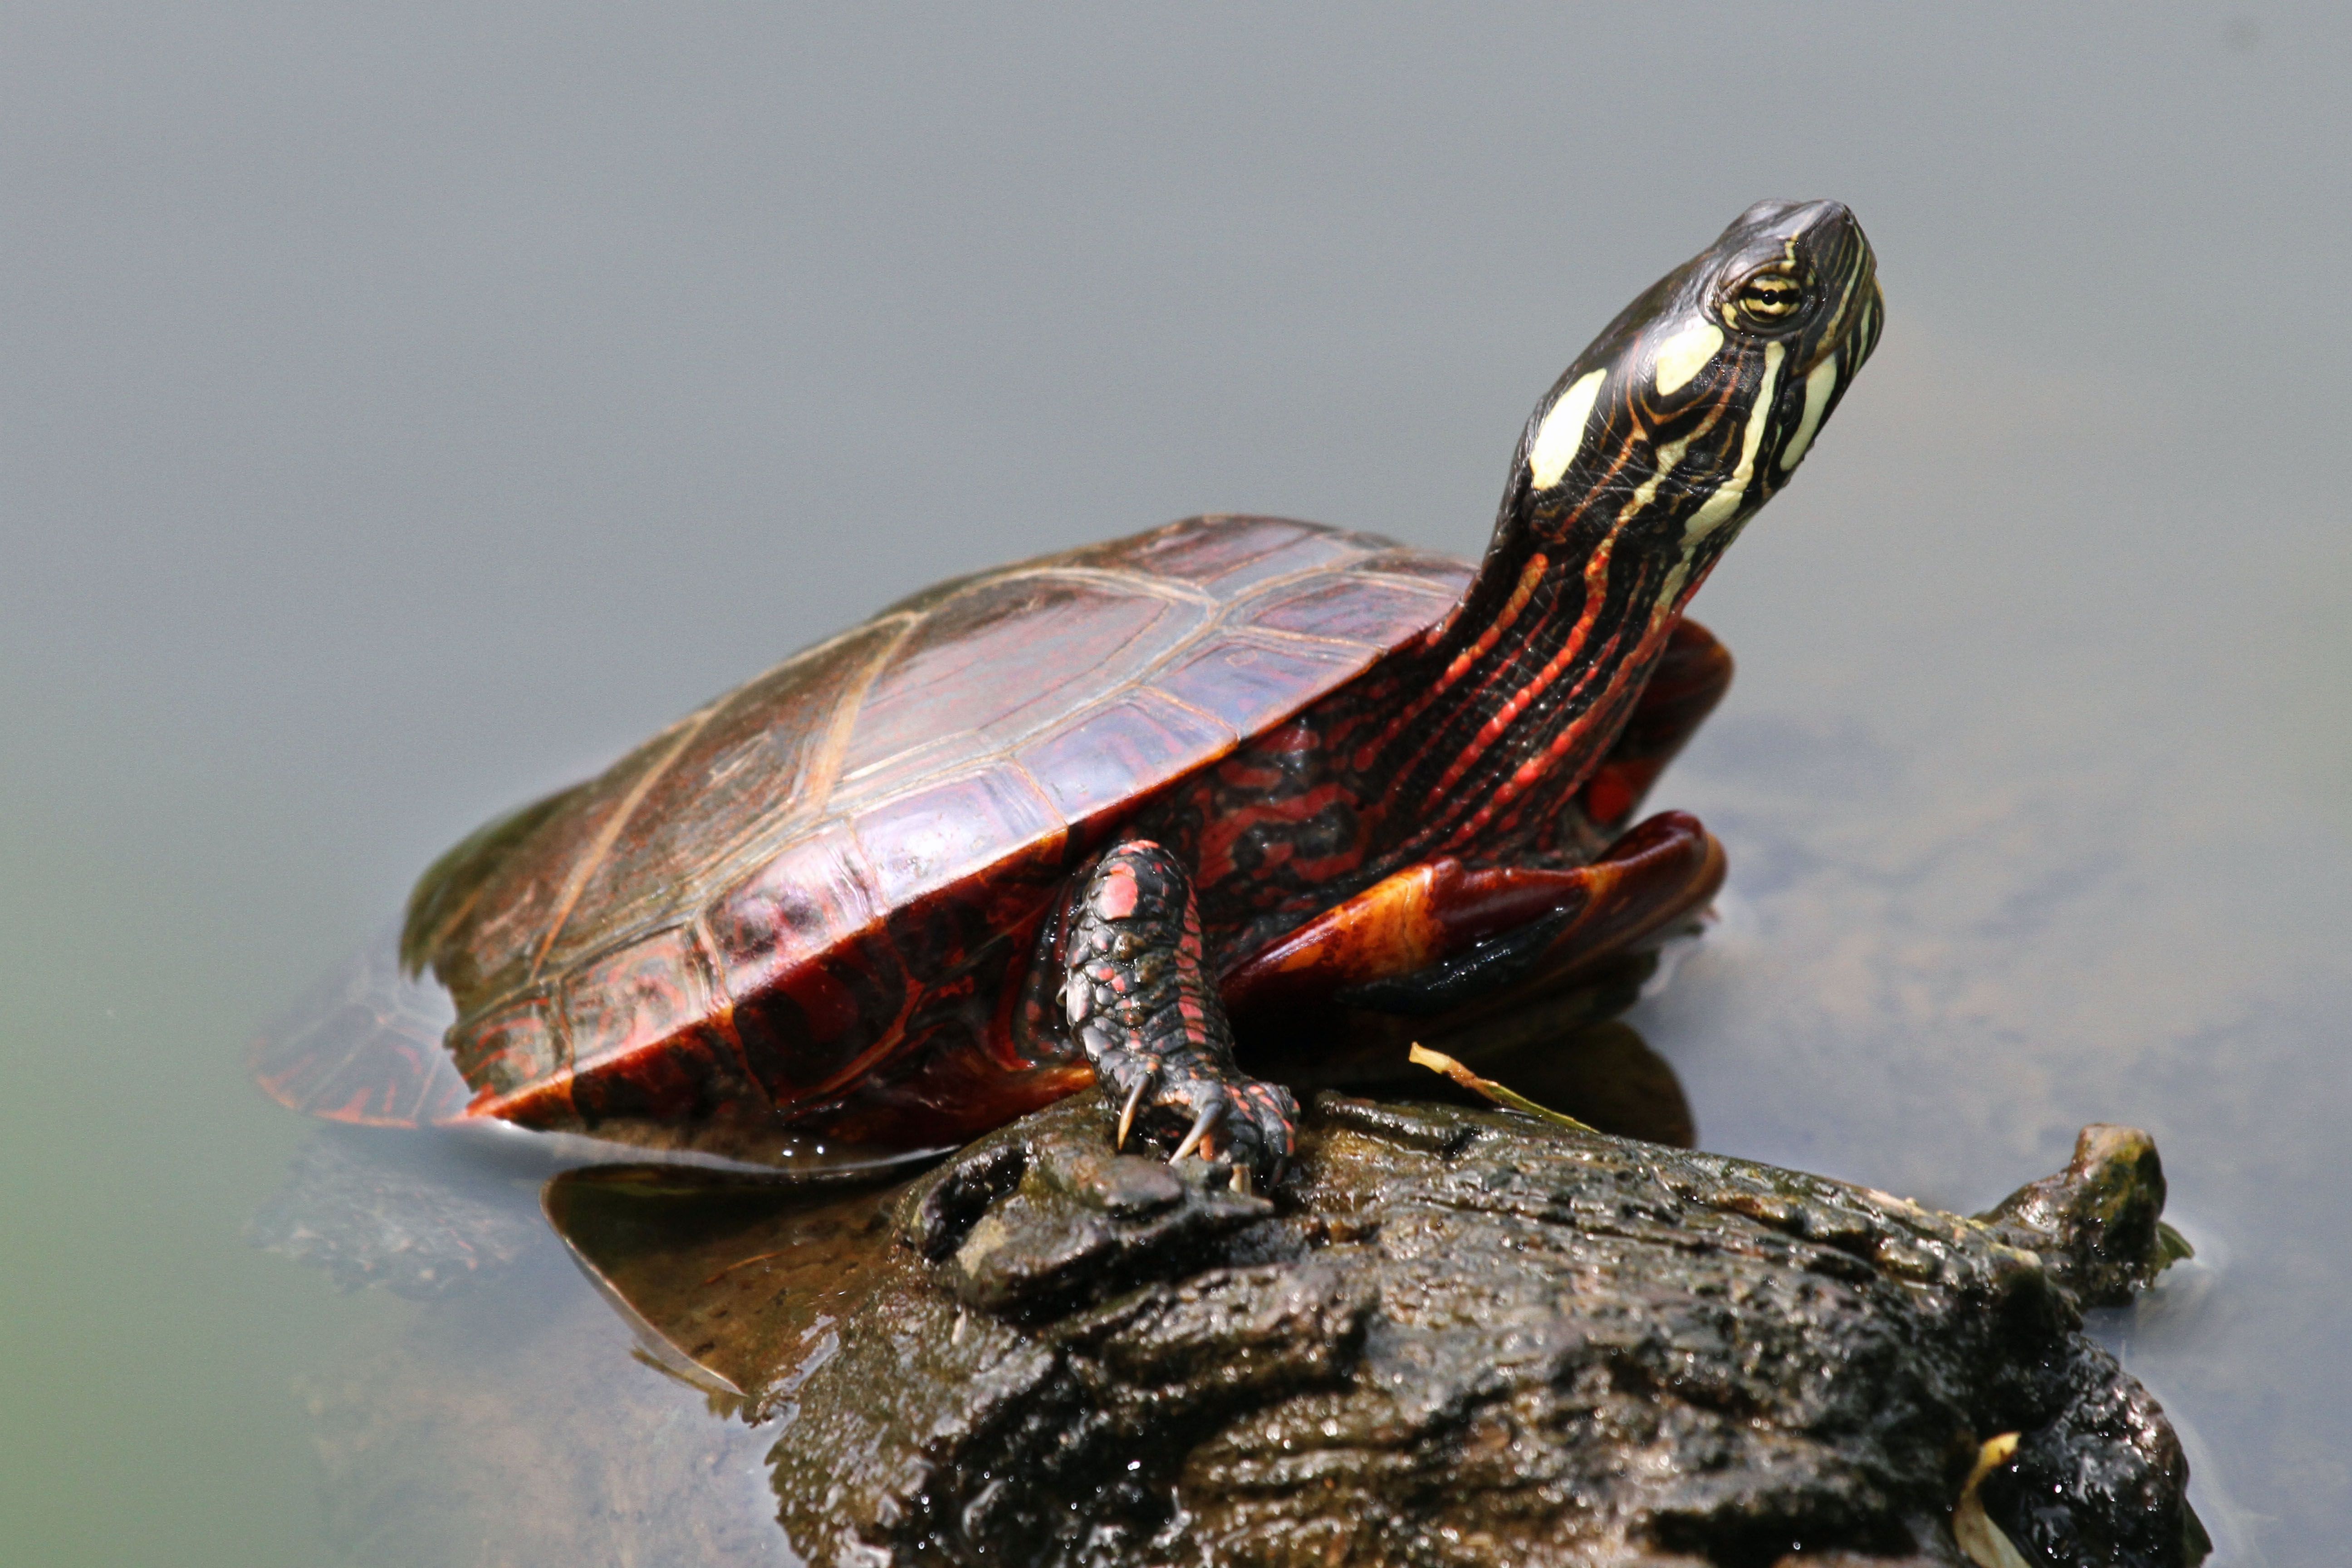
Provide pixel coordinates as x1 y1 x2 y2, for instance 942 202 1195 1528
5 6 2346 1563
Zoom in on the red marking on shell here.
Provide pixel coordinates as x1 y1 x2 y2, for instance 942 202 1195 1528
706 825 879 1001
1095 865 1142 920
578 1020 745 1124
729 932 911 1101
465 1067 574 1127
454 996 568 1095
560 926 712 1078
525 924 772 1124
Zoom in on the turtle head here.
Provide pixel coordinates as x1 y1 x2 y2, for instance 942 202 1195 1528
1513 199 1881 612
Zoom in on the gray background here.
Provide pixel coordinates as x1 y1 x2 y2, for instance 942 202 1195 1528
3 5 2345 1563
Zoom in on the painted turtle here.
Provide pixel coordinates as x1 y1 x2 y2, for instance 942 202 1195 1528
257 200 1882 1183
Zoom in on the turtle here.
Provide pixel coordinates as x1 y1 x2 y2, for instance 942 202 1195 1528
255 199 1882 1186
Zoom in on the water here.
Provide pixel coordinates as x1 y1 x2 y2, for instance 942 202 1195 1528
5 5 2347 1562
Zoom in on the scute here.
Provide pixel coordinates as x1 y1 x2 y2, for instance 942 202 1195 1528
403 516 1470 1127
830 575 1207 805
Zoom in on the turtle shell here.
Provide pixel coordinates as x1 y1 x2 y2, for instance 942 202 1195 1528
259 515 1471 1146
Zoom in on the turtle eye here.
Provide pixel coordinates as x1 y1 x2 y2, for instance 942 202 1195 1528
1724 269 1807 331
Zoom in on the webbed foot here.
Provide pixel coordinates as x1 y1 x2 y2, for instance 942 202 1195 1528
1062 841 1298 1186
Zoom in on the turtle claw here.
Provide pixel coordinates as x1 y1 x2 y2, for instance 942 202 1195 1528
1116 1073 1152 1152
1169 1102 1221 1164
1093 1044 1297 1186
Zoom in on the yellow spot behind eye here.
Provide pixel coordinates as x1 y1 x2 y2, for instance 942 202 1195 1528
1778 355 1840 472
1525 367 1606 490
1651 320 1723 396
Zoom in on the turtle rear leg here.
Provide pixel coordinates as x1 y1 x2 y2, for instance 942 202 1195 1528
1219 619 1728 1018
1061 840 1298 1185
1221 810 1724 1020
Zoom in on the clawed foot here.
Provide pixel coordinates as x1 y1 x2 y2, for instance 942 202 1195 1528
1095 1044 1298 1191
1062 839 1299 1193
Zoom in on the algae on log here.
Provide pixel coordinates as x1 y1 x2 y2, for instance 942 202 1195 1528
721 1094 2201 1568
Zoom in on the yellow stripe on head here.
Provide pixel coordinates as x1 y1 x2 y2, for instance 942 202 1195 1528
1777 355 1840 473
1682 340 1782 547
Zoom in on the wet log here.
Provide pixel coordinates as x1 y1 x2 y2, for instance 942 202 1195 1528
736 1094 2203 1568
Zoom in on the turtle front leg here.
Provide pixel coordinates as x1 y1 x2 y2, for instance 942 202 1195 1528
1061 840 1298 1186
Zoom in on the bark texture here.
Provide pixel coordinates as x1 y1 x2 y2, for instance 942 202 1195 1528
764 1094 2201 1568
